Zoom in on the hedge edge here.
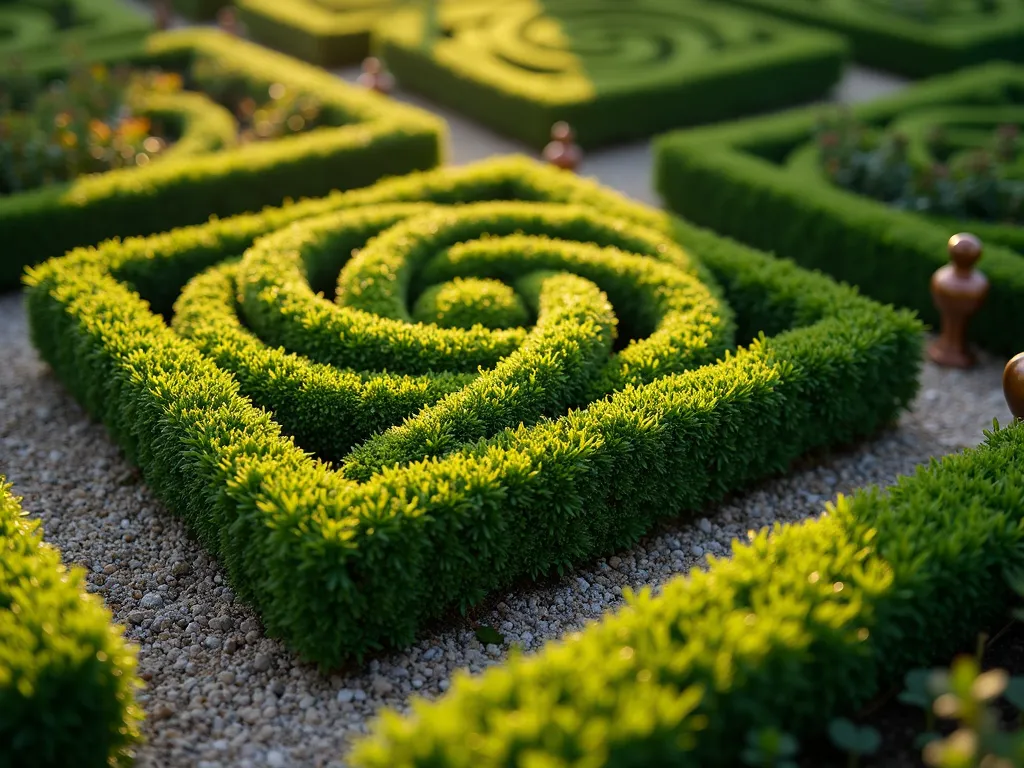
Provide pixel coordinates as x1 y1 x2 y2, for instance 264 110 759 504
654 61 1024 356
0 479 142 768
351 410 1024 768
0 26 446 292
24 155 923 667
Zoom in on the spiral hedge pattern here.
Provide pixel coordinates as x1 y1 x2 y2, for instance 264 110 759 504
374 0 847 149
25 156 923 666
0 479 141 768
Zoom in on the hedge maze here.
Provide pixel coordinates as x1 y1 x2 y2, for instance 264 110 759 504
25 156 923 668
0 0 152 65
351 410 1024 767
0 479 141 768
373 0 849 149
719 0 1024 76
234 0 394 67
0 27 444 292
655 63 1024 357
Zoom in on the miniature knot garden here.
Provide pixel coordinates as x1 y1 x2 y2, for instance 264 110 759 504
25 156 923 667
365 0 850 148
0 26 443 292
0 0 152 63
655 62 1024 356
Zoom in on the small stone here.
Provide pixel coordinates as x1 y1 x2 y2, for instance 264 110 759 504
266 750 285 768
336 689 354 704
218 671 235 685
127 611 145 625
698 518 713 534
140 592 164 610
204 636 222 650
371 676 393 696
253 653 271 672
171 561 190 577
608 556 621 569
691 545 704 558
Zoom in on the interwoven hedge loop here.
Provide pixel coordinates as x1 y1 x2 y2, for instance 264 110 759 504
174 200 734 469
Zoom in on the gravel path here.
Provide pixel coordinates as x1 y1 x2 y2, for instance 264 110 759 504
0 288 1013 768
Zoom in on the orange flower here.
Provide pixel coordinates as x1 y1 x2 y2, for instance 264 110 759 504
89 119 112 142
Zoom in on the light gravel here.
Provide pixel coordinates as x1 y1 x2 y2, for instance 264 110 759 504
0 287 1014 768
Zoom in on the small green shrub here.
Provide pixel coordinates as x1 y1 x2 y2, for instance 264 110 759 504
351 418 1024 767
0 478 142 768
25 155 922 668
655 62 1024 356
373 0 848 149
0 26 445 292
0 0 152 63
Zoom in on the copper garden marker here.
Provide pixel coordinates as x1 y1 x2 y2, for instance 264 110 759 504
1005 353 1024 421
927 233 989 369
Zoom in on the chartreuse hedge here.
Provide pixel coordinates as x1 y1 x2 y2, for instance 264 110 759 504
718 0 1024 76
0 0 152 64
655 62 1024 357
0 479 142 768
351 413 1024 768
372 0 848 150
0 26 445 292
233 0 393 67
25 156 922 668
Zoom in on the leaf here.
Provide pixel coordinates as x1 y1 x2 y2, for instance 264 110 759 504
828 718 881 755
913 732 941 750
475 625 504 645
1003 676 1024 712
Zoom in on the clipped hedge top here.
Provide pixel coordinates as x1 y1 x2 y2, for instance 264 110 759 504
25 155 922 668
0 479 141 768
375 0 845 104
0 0 152 63
655 62 1024 352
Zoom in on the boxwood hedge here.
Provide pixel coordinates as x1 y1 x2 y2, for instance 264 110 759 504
0 26 445 292
170 0 225 21
655 62 1024 357
0 479 142 768
25 156 923 668
373 0 849 150
0 0 152 65
351 400 1024 768
719 0 1024 77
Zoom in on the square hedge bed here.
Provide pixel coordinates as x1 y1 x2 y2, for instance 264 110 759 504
351 381 1024 768
233 0 392 68
655 62 1024 358
0 0 152 65
718 0 1024 77
0 27 445 292
372 0 849 150
0 479 141 768
25 155 923 669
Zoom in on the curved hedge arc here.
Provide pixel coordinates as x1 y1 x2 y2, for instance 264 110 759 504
352 417 1024 767
0 26 445 292
0 479 142 768
25 156 923 667
655 63 1024 356
373 0 848 149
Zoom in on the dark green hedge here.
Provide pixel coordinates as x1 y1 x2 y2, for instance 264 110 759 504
25 156 922 668
351 401 1024 767
655 62 1024 357
0 479 142 768
374 0 848 150
0 27 445 292
170 0 225 21
235 0 389 68
0 0 152 64
719 0 1023 77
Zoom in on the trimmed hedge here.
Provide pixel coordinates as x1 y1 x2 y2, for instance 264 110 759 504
0 0 152 64
234 0 392 68
25 155 923 668
351 398 1024 768
170 0 226 21
373 0 849 150
719 0 1024 77
655 62 1024 357
0 479 142 768
0 26 445 292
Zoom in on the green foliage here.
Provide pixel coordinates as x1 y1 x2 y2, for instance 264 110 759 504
25 155 922 668
655 62 1024 356
717 0 1023 76
0 26 445 292
412 277 530 330
742 728 800 768
0 478 142 768
828 718 881 765
372 0 848 149
351 419 1024 767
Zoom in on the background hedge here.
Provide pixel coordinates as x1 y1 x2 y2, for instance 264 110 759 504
25 156 921 668
0 479 142 768
170 0 226 21
655 62 1024 357
719 0 1024 77
374 0 848 150
351 404 1024 767
0 26 445 292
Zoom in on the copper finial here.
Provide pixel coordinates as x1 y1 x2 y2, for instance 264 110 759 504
542 121 582 172
927 233 989 368
357 57 394 94
1005 353 1024 421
